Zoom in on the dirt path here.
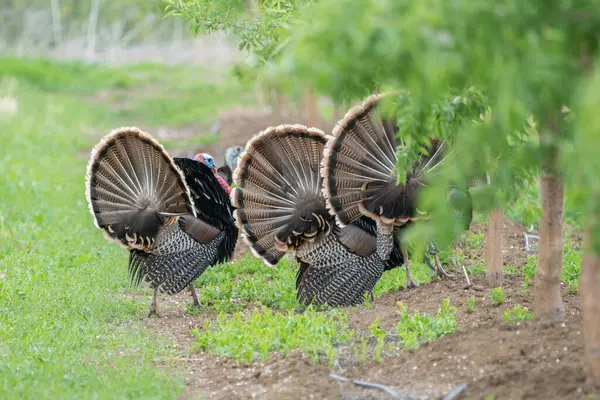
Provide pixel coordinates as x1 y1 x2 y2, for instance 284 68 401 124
136 215 592 400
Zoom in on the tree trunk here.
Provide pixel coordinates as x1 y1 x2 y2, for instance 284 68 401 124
86 0 101 62
534 145 565 321
302 87 319 128
50 0 62 45
582 227 600 388
275 89 288 116
332 101 343 123
486 208 504 286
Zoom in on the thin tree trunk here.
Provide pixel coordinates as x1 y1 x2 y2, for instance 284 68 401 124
86 0 101 62
486 208 504 286
302 87 319 128
534 145 565 321
332 101 342 123
50 0 62 45
275 89 288 116
582 227 600 387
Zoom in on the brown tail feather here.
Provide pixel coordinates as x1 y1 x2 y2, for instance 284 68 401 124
85 127 195 250
322 93 438 228
231 124 333 266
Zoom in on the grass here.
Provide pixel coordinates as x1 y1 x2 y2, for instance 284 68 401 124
504 305 534 322
374 259 433 295
191 254 298 313
395 298 457 350
466 296 477 313
0 73 185 398
0 56 259 399
490 287 505 306
193 306 352 364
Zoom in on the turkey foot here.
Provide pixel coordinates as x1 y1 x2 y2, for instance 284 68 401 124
148 288 160 318
189 284 201 307
432 253 454 279
401 246 417 288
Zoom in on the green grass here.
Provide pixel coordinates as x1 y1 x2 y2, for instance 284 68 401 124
374 259 433 295
0 76 186 397
522 237 582 292
0 56 262 399
504 305 534 322
0 56 254 128
193 306 352 364
466 295 477 313
192 254 298 313
490 287 505 306
395 298 457 350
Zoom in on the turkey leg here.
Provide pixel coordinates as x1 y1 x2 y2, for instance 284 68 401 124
189 284 201 307
429 245 454 279
401 244 417 288
148 288 160 318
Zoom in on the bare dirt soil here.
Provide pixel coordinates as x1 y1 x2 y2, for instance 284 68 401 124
140 213 593 400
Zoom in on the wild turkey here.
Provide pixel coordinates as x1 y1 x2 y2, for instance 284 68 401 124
216 145 244 186
231 125 403 307
85 127 238 316
322 93 473 288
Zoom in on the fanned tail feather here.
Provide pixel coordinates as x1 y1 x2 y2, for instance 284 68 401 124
85 127 195 250
231 124 333 266
322 94 442 228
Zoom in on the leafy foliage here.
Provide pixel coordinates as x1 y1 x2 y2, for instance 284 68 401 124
193 306 352 363
490 287 505 306
193 254 298 313
165 0 310 65
466 296 477 314
504 305 535 322
395 298 457 350
0 63 185 399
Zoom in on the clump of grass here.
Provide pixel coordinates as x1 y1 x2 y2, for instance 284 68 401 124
504 264 520 276
374 260 432 295
490 287 505 306
193 253 298 313
523 238 582 292
468 260 487 276
369 318 386 361
396 298 457 350
466 296 477 313
0 70 185 398
193 306 352 363
504 305 534 322
465 232 485 249
562 240 582 292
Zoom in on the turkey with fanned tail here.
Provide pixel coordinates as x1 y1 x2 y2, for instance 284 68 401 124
85 127 238 316
231 124 403 307
321 93 473 288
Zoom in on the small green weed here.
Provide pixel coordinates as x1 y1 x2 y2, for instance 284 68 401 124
519 276 532 294
523 238 582 292
465 232 485 249
369 318 386 361
396 298 457 349
490 287 505 306
193 306 352 363
466 296 476 313
374 260 432 295
504 264 520 276
504 305 534 322
468 260 487 275
194 254 298 313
